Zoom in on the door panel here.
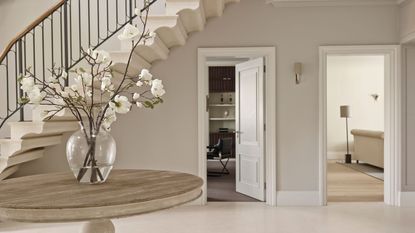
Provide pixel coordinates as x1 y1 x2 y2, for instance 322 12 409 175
235 57 265 201
239 69 258 145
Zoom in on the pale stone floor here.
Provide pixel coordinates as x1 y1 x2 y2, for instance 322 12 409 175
1 202 415 233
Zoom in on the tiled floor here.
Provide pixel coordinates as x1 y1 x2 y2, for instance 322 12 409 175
1 202 415 233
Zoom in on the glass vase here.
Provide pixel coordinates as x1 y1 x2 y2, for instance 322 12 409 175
66 123 116 184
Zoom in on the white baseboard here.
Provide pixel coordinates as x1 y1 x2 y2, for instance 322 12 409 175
400 192 415 207
276 191 320 206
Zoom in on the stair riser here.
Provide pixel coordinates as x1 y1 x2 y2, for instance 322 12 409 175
178 7 206 33
0 135 62 158
154 19 188 48
0 149 44 174
134 36 170 63
0 166 19 180
10 122 79 140
203 0 224 18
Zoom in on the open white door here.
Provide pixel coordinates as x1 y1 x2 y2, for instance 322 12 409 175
235 57 265 201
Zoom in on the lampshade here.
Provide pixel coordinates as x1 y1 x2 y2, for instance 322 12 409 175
340 105 351 118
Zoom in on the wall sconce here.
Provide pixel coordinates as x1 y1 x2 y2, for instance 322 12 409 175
371 94 379 101
294 62 303 84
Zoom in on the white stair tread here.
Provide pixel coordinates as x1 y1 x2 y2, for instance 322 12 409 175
166 0 200 15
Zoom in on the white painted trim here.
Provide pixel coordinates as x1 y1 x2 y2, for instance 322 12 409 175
400 192 415 206
205 60 246 66
266 0 401 7
319 45 402 206
198 47 277 206
276 191 320 206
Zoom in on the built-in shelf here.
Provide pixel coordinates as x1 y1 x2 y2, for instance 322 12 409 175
208 104 235 107
209 118 236 121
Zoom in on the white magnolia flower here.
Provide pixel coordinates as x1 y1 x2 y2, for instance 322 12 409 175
134 8 141 16
20 77 35 93
48 83 63 94
102 108 117 131
101 75 113 91
61 87 74 98
136 80 143 87
70 82 85 98
117 24 140 41
88 49 111 64
109 95 131 114
136 102 143 108
139 69 152 82
151 79 166 97
133 93 140 100
52 98 66 106
86 89 92 97
81 72 93 86
61 70 68 79
27 86 46 105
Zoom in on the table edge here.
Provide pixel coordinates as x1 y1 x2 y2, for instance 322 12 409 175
0 188 202 223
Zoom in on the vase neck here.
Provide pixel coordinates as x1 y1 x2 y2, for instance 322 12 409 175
78 121 100 138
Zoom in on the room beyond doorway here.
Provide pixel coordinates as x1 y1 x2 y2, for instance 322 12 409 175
197 47 277 206
319 45 401 206
206 57 265 202
207 160 257 202
326 54 385 202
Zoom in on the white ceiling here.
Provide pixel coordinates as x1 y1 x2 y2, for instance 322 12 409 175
266 0 406 7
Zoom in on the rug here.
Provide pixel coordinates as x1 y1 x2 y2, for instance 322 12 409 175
207 160 258 202
337 162 384 181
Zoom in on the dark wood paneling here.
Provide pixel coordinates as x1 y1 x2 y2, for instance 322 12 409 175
209 66 235 93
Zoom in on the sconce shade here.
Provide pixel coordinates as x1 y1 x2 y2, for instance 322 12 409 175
340 105 351 118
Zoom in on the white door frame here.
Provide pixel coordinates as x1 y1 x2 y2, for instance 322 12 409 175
198 47 277 206
319 45 402 206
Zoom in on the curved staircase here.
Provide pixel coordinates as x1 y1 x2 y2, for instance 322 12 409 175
0 0 240 179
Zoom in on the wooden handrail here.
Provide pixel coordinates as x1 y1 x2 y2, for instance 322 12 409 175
0 0 65 63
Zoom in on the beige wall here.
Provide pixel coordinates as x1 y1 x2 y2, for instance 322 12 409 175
111 1 399 191
17 0 400 192
327 56 385 159
0 0 60 51
400 0 415 43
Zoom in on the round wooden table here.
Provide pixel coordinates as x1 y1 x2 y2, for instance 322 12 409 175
0 169 203 233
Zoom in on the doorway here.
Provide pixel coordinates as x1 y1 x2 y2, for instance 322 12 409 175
326 55 385 202
319 45 401 206
198 47 277 206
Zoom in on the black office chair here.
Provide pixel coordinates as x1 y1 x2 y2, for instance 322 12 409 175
207 138 233 175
